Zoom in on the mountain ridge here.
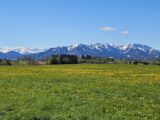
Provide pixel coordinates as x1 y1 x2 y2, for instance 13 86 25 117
0 47 46 54
0 43 160 60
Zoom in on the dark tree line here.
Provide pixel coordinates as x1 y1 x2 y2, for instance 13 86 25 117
49 55 78 64
0 59 11 65
79 55 115 64
15 54 160 65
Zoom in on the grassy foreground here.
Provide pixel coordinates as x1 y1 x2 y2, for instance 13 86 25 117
0 64 160 120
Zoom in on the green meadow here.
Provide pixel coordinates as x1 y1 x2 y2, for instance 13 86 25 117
0 64 160 120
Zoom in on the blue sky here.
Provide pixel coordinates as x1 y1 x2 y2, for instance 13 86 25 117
0 0 160 49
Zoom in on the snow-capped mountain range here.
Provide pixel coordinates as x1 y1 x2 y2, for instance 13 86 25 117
0 43 160 60
0 47 46 54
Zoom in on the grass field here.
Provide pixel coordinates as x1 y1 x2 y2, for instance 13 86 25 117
0 64 160 120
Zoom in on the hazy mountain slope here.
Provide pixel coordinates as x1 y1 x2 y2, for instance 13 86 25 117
0 51 22 60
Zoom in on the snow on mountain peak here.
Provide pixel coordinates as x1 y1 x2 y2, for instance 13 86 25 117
0 47 46 54
0 43 160 60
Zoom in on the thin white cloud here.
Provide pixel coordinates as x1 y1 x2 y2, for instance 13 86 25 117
121 30 129 35
100 26 116 31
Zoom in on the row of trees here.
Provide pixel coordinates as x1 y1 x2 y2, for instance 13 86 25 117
0 59 11 65
78 55 115 64
1 54 160 65
118 59 160 65
49 55 78 64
